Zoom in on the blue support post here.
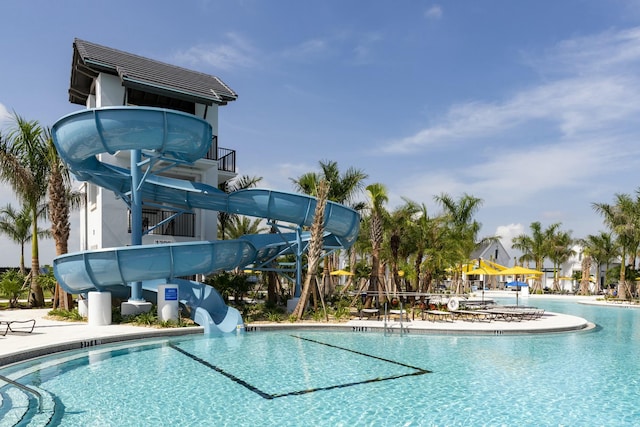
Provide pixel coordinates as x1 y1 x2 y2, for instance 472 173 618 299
294 226 302 297
130 149 143 301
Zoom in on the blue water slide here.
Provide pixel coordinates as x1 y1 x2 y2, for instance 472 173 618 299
51 107 360 333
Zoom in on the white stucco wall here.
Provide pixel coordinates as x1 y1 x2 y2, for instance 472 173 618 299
80 71 224 250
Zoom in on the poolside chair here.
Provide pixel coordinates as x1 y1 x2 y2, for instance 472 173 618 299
0 319 36 336
359 307 380 320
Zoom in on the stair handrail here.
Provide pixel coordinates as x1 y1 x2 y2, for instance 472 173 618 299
0 374 42 412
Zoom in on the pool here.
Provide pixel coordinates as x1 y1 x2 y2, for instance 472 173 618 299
1 298 639 426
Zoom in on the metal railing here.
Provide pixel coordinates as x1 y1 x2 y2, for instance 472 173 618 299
0 374 43 412
128 209 196 237
204 135 236 173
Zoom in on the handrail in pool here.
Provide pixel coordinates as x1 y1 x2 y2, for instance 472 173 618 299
0 373 42 412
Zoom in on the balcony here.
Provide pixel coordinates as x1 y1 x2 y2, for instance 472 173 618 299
129 209 196 238
205 135 236 173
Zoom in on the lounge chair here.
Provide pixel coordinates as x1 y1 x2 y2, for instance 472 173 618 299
388 309 410 322
451 310 492 322
422 310 454 322
482 308 526 322
359 308 380 320
0 319 36 336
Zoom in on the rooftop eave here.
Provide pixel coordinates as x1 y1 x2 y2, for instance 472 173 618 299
121 76 229 106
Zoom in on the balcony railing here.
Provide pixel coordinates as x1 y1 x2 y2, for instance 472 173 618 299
128 209 195 238
204 135 236 173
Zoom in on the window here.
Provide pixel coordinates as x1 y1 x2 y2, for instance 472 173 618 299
126 88 195 114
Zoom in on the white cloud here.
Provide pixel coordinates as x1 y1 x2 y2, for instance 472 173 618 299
382 75 640 154
350 33 382 65
392 128 634 217
281 31 382 65
531 27 640 76
495 223 524 253
172 32 257 71
425 5 443 20
281 38 331 62
381 27 640 155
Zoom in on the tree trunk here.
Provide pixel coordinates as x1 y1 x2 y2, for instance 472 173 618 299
19 243 26 275
619 248 629 300
49 158 75 310
578 255 591 295
29 212 44 307
293 180 329 320
267 270 278 305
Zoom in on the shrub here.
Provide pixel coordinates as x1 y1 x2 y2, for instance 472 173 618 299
0 270 26 308
48 308 85 321
36 266 57 295
204 271 253 304
123 310 157 326
333 305 350 320
312 309 327 321
267 311 284 322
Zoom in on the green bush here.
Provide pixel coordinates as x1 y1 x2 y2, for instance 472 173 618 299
123 309 157 326
204 271 253 304
36 266 57 295
48 308 85 321
0 270 26 308
333 305 350 320
267 311 284 322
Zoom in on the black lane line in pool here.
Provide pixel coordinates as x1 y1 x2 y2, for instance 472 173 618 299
168 343 273 400
169 336 431 400
291 335 432 373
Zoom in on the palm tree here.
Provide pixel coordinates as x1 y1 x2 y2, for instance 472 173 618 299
291 160 368 293
435 193 483 294
364 183 388 307
0 204 49 275
593 192 640 300
386 199 419 294
218 175 262 240
578 253 592 295
222 215 268 240
292 179 330 320
46 131 84 309
547 228 575 291
0 114 50 307
512 222 559 294
580 232 618 294
291 160 368 204
411 206 447 293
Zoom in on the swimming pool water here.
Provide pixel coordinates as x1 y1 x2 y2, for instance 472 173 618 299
2 299 640 426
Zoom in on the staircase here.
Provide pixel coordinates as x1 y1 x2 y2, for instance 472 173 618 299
0 379 57 427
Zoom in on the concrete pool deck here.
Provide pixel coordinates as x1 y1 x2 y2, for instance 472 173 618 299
0 309 204 367
1 295 598 367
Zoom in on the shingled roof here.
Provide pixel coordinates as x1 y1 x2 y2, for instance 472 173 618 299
69 38 238 107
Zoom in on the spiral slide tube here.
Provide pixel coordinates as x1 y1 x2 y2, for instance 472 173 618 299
51 107 359 333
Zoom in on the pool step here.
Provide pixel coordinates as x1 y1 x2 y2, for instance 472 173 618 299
0 385 56 427
0 387 29 427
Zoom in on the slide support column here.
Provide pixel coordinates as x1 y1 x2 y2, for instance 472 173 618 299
294 226 303 297
130 149 143 301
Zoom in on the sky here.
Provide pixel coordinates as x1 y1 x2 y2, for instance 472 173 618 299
2 0 640 267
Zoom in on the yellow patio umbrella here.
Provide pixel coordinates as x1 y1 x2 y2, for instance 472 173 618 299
465 266 502 275
498 266 543 275
330 269 354 276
